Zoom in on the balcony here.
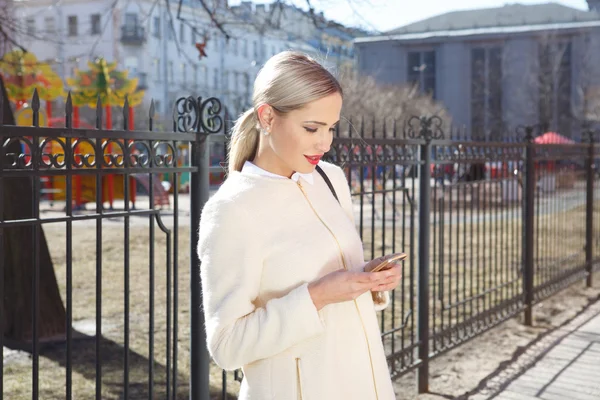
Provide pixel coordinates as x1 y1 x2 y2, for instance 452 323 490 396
121 25 146 45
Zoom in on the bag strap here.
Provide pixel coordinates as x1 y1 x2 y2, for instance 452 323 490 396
315 165 339 203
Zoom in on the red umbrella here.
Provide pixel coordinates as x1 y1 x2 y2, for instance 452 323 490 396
534 132 575 144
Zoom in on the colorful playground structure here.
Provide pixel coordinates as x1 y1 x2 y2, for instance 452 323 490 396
39 138 170 209
1 51 174 209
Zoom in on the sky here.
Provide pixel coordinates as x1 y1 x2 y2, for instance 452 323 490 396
229 0 590 33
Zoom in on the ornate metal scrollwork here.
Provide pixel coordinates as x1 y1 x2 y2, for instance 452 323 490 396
174 96 223 135
152 142 176 167
404 115 444 141
3 137 34 168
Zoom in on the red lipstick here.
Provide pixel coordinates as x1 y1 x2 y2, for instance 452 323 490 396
304 155 322 165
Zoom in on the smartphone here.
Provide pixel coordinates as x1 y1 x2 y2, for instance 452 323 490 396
369 252 407 273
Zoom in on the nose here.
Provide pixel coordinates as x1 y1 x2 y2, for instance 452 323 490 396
316 131 332 154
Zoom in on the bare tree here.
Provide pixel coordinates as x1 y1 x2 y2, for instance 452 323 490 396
1 0 69 348
1 76 67 348
503 31 599 138
185 0 373 40
0 0 22 55
339 74 451 138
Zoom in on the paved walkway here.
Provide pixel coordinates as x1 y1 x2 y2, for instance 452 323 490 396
470 300 600 400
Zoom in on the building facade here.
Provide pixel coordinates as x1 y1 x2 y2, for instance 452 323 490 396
355 2 600 140
12 0 359 117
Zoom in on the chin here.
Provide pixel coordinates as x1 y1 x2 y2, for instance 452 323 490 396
296 163 317 174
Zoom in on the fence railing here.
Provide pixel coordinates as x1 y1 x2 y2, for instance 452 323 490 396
1 84 597 399
217 116 598 397
0 88 222 400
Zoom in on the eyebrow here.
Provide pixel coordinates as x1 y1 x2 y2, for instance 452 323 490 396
303 120 340 126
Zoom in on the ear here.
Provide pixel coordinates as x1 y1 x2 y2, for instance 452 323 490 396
256 103 274 130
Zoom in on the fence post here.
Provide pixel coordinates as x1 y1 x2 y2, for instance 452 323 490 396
175 96 221 400
407 116 442 394
586 130 595 287
522 126 535 326
190 133 211 400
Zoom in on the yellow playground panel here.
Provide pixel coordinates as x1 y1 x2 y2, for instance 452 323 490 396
42 138 169 207
49 174 135 204
43 138 136 205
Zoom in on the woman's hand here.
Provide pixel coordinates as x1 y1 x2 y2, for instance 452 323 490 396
308 269 391 311
362 256 403 293
369 263 402 292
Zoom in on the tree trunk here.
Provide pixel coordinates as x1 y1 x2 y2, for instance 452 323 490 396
1 76 66 349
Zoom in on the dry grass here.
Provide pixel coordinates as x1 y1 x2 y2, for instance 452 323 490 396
3 196 598 399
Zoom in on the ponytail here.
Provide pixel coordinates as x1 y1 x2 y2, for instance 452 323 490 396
228 108 259 173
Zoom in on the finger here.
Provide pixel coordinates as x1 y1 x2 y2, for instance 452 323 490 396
376 275 401 289
372 283 398 292
371 270 399 282
381 265 402 279
351 279 380 292
353 271 384 283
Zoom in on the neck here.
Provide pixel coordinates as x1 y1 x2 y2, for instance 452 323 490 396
253 146 294 179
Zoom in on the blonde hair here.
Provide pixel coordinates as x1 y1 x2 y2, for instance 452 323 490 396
228 51 342 173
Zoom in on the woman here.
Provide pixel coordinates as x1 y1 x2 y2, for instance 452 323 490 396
198 51 402 399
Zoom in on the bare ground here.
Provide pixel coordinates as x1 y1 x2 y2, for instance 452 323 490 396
3 197 600 399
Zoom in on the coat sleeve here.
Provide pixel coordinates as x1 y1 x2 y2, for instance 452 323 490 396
328 164 391 312
197 199 325 371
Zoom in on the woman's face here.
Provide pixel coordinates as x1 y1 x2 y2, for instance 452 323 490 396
257 92 342 177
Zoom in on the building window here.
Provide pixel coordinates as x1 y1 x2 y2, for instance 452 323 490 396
26 18 35 36
168 61 173 82
179 23 185 42
168 24 173 41
124 13 138 28
470 46 503 139
191 28 197 44
154 59 160 81
182 63 187 84
91 14 101 35
243 72 250 94
224 71 229 93
407 50 436 98
232 39 238 56
214 68 219 89
124 56 138 77
193 65 198 87
67 15 78 36
242 39 248 57
538 41 572 136
44 17 55 34
153 16 160 38
253 40 258 59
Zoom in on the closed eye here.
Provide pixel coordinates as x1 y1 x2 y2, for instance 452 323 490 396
304 125 338 134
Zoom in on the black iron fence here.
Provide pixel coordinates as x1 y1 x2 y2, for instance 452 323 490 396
324 117 598 393
1 86 598 399
0 88 221 399
216 115 599 397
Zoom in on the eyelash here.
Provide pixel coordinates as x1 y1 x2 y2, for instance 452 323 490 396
304 127 337 133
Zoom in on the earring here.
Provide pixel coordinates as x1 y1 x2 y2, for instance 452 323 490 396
262 126 270 136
